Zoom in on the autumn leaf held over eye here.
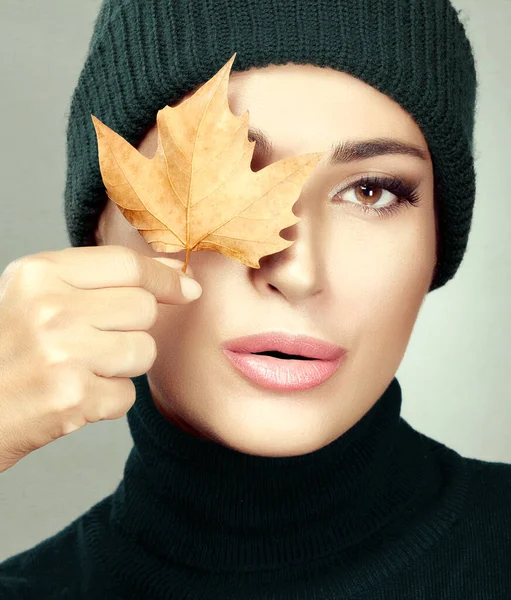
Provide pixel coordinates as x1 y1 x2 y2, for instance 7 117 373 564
92 53 325 273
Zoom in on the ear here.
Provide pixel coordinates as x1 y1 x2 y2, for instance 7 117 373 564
94 193 109 246
94 227 103 246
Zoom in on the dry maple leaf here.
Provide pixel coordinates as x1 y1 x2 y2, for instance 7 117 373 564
92 52 325 273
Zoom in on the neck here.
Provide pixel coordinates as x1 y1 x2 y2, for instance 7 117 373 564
108 375 444 571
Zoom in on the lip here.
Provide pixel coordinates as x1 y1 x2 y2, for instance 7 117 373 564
222 332 347 391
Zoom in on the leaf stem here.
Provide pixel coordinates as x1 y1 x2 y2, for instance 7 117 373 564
182 247 191 274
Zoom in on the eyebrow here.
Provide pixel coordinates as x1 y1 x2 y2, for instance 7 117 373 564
247 126 429 165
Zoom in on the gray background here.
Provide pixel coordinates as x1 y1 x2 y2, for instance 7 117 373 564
0 0 510 560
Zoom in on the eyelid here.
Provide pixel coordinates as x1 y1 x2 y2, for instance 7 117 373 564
326 172 418 199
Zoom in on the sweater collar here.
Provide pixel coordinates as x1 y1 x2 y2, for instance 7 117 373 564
107 373 438 573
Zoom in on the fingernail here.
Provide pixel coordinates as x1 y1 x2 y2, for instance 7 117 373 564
179 276 202 300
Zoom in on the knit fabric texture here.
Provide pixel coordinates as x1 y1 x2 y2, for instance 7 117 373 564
64 0 478 293
2 374 511 598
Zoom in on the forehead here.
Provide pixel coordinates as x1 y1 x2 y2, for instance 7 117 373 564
137 62 429 160
225 63 427 150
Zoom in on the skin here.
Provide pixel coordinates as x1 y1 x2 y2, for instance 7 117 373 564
95 63 436 458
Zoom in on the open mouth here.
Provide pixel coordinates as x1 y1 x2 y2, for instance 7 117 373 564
251 351 315 361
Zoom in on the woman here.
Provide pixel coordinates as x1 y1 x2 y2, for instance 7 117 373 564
1 0 510 598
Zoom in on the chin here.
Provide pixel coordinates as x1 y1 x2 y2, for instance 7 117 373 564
207 420 335 458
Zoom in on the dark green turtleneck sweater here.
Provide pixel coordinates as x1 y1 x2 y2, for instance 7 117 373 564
1 374 511 599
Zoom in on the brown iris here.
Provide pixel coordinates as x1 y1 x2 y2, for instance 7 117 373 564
355 185 383 205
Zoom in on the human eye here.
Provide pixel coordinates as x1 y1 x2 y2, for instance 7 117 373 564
329 174 422 219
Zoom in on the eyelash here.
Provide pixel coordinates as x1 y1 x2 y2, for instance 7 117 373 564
331 175 422 219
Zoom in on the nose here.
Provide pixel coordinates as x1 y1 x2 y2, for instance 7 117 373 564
251 204 324 304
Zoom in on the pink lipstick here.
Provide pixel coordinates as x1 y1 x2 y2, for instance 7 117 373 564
222 332 347 391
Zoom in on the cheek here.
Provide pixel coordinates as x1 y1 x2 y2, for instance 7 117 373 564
147 257 228 364
335 217 435 357
149 303 191 362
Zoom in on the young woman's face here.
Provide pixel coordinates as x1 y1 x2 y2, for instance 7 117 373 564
96 63 436 457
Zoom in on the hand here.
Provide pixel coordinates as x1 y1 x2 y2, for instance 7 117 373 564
0 245 202 472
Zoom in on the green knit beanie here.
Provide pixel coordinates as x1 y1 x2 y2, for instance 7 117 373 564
64 0 478 293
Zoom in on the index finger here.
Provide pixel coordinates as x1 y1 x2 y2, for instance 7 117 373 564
39 245 199 305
